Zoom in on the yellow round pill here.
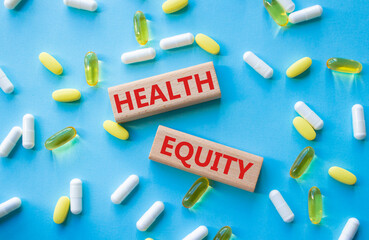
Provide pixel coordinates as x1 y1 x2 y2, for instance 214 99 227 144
293 117 316 141
52 89 81 102
195 33 220 55
328 166 357 185
53 196 70 224
286 57 312 78
39 52 63 75
103 120 129 140
162 0 188 14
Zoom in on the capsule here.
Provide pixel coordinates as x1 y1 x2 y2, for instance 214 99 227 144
195 33 220 55
213 226 232 240
0 126 22 158
327 58 362 74
39 52 63 75
339 218 360 240
45 127 77 150
308 186 322 224
294 101 324 130
134 11 149 45
0 197 21 218
70 178 82 214
52 89 81 102
263 0 288 27
0 68 14 94
277 0 295 13
103 120 129 140
328 167 357 185
160 33 194 50
286 57 312 78
63 0 97 12
289 5 323 24
352 104 366 140
183 225 208 240
121 48 156 64
162 0 188 14
290 146 315 179
22 114 35 149
111 175 139 204
4 0 22 9
269 190 294 223
84 52 99 86
243 51 273 79
136 201 164 231
53 196 70 224
182 177 209 208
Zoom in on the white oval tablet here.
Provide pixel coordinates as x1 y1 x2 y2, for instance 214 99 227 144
294 101 324 130
160 33 194 50
243 51 273 79
121 48 156 64
269 190 294 223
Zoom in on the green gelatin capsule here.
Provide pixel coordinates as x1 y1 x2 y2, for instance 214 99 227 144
326 58 362 74
290 146 315 179
45 127 77 150
263 0 288 27
84 52 99 86
214 226 232 240
182 177 209 208
308 186 323 224
134 11 149 45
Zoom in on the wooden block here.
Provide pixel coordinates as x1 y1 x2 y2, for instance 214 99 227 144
149 126 263 192
108 62 221 123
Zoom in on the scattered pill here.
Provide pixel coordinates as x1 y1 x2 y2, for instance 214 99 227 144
0 126 22 158
84 51 99 86
308 186 322 224
44 126 77 150
4 0 22 9
134 11 149 46
182 177 209 208
145 239 154 240
52 89 81 102
289 5 323 24
39 52 63 75
329 167 357 185
293 116 316 140
0 68 14 94
243 51 273 79
195 33 220 55
53 196 70 224
294 101 324 130
63 0 97 11
214 226 232 240
269 190 294 223
160 33 194 50
327 58 362 74
136 201 164 231
121 48 156 64
22 114 35 149
0 197 21 218
263 0 288 27
339 218 360 240
276 0 295 13
70 178 82 214
183 225 208 240
162 0 188 14
103 120 129 140
290 146 315 179
286 57 312 78
111 175 139 204
352 104 366 140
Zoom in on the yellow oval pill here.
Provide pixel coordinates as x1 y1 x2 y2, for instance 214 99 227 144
328 166 357 185
293 116 316 140
53 196 70 224
162 0 188 14
52 89 81 102
286 57 312 78
39 52 63 75
195 33 220 55
103 120 129 140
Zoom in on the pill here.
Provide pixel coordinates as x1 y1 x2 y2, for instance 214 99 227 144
243 51 273 79
182 177 209 208
52 89 81 102
162 0 188 14
214 226 232 240
53 196 70 224
121 48 156 64
286 57 312 78
63 0 97 11
134 11 149 46
308 186 322 224
183 225 208 240
263 0 288 27
293 117 316 140
22 114 35 149
276 0 295 13
0 197 21 218
294 101 324 130
84 51 99 86
70 178 82 214
289 5 323 24
352 104 366 140
327 58 362 74
0 68 14 94
160 33 194 50
45 127 77 150
145 239 154 240
4 0 22 9
290 146 315 179
339 218 360 240
111 175 139 204
269 190 294 223
0 126 22 158
136 201 164 231
195 33 220 55
328 167 357 185
103 120 129 140
39 52 63 75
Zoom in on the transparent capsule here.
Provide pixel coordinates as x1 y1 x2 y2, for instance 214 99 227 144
84 52 99 86
134 11 149 45
308 186 322 224
213 226 232 240
263 0 288 27
182 177 209 208
327 58 362 74
45 127 77 150
290 147 315 179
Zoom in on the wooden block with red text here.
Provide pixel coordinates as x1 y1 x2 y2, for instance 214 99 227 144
149 126 263 192
108 62 221 123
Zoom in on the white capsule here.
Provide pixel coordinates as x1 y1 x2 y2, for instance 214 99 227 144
111 175 139 204
0 197 21 218
0 68 14 94
269 190 294 223
294 101 324 130
4 0 22 9
22 114 35 149
160 33 194 50
0 127 22 158
339 218 360 240
289 5 323 24
352 104 366 140
243 51 273 79
70 178 82 214
183 225 208 240
121 48 156 64
63 0 97 12
136 201 164 231
276 0 295 13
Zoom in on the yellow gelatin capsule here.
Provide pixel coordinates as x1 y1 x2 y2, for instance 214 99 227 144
39 52 63 75
293 117 316 141
45 127 77 150
162 0 188 14
52 89 81 102
326 58 362 74
84 52 99 86
182 177 209 208
290 146 315 178
214 226 232 240
103 120 129 140
286 57 312 78
328 166 357 185
308 187 323 224
134 11 149 46
195 34 220 55
53 196 70 224
263 0 289 27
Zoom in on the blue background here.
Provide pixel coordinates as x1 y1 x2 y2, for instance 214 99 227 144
0 0 368 239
